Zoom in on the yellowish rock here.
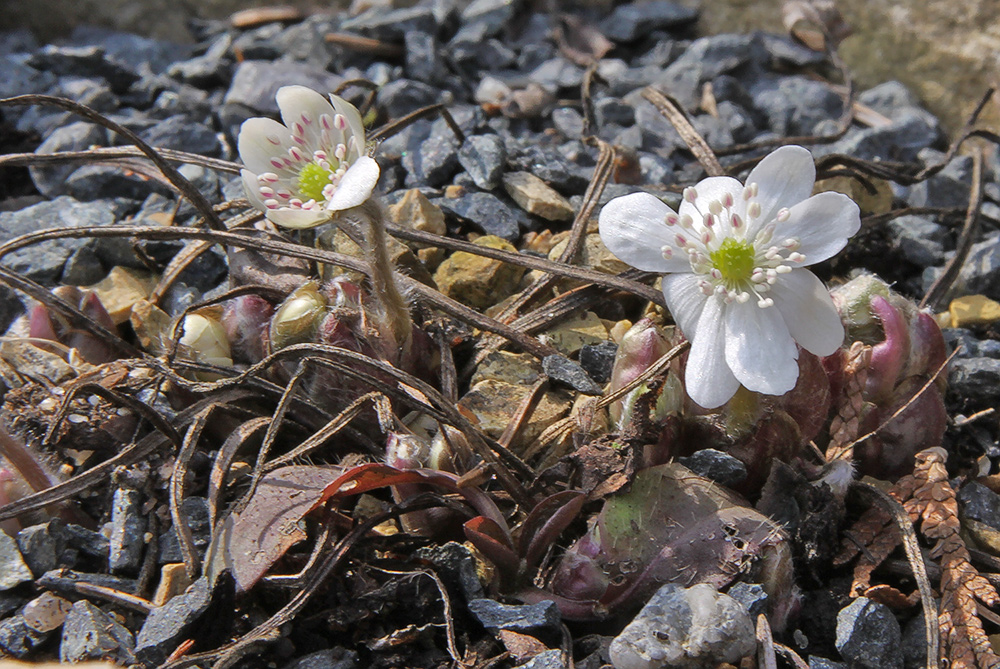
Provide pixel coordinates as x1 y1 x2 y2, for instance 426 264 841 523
0 340 80 385
433 236 527 310
388 188 447 238
457 380 572 454
549 233 631 275
470 351 543 386
502 172 575 221
153 563 194 607
541 311 609 355
815 175 893 216
948 294 1000 328
22 592 72 633
86 267 157 325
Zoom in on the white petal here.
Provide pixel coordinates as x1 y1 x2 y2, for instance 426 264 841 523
266 207 333 229
661 273 708 340
330 94 368 154
780 192 861 264
724 301 799 396
238 117 296 175
678 176 745 236
326 156 380 212
240 169 267 211
770 269 845 356
276 85 337 151
685 296 741 409
744 145 816 239
598 192 691 273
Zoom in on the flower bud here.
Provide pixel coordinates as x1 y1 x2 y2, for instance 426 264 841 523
175 313 233 368
269 282 327 352
608 319 678 428
222 295 273 364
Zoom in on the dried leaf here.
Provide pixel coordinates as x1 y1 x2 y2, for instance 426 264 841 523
782 0 852 51
211 465 342 592
837 448 1000 669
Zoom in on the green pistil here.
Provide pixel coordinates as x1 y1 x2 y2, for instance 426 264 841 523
297 163 333 202
709 237 755 285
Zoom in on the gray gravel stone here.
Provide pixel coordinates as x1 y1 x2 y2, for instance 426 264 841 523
958 481 1000 531
459 0 518 38
167 33 232 87
437 192 520 241
825 110 941 162
513 650 564 669
835 597 902 669
907 153 972 209
342 5 436 42
135 577 212 666
887 215 947 268
924 231 1000 301
60 600 136 664
0 615 51 658
284 648 360 669
27 45 138 92
726 582 768 618
404 132 460 188
599 1 698 42
69 25 191 75
468 598 561 632
458 134 506 190
610 583 756 669
0 196 125 283
221 60 342 132
677 449 748 487
656 34 759 110
159 497 211 564
377 79 446 120
750 75 843 136
141 115 222 157
28 121 106 198
543 354 603 395
579 341 617 385
17 521 74 577
109 488 146 574
415 542 484 602
67 164 170 202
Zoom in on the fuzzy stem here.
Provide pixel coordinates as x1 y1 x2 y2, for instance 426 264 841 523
355 199 413 356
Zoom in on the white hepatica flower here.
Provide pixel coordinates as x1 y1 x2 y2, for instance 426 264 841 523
238 85 380 228
599 145 861 409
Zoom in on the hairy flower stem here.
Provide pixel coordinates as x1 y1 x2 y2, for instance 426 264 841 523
348 199 413 355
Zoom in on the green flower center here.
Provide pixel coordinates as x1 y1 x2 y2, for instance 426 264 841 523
297 163 333 202
709 237 755 285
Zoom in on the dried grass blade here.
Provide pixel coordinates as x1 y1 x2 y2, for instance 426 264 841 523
208 417 270 530
921 148 984 311
641 87 724 176
172 408 214 579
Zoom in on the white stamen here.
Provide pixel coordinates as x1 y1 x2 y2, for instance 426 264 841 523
776 208 791 222
683 187 698 203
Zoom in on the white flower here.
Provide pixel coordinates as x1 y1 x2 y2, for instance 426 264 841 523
599 145 860 409
238 85 380 228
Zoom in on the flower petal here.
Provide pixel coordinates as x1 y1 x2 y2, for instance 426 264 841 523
685 296 741 408
330 94 367 156
678 176 745 236
265 207 333 229
724 301 799 396
326 156 380 212
238 117 296 176
598 192 691 273
662 273 708 340
744 145 816 239
770 269 845 356
276 85 337 152
780 191 861 264
240 169 267 211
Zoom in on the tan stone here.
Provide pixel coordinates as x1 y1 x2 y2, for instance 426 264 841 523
548 233 631 276
541 311 609 355
153 563 194 607
388 189 447 239
22 593 72 633
948 294 1000 328
433 236 527 310
470 351 543 386
130 299 173 356
86 267 157 325
458 380 572 454
502 172 575 222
